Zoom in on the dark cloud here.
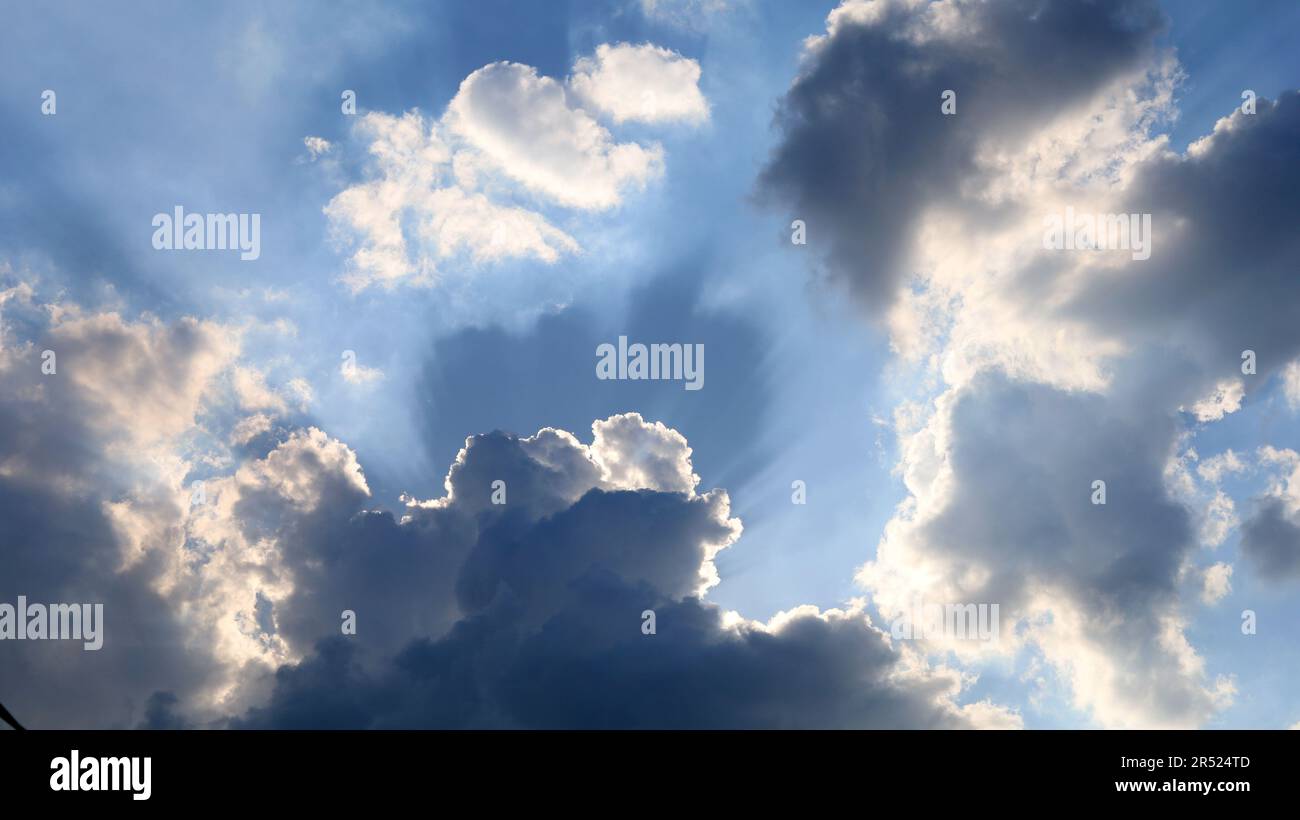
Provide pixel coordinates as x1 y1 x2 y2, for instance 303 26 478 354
8 285 983 730
228 416 1011 729
1062 92 1300 405
862 369 1228 727
927 371 1190 611
419 266 772 493
759 0 1298 727
1241 497 1300 580
757 0 1165 313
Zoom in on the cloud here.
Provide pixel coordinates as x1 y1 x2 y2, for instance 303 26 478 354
233 366 288 413
860 372 1234 728
0 286 245 727
339 358 384 385
757 0 1300 727
1237 447 1300 582
325 110 578 291
568 43 709 125
232 413 275 446
1283 360 1300 410
1200 563 1233 604
446 62 664 209
225 412 1014 729
235 598 1017 729
758 0 1166 315
303 136 332 160
1 294 1014 731
323 42 707 291
1241 499 1300 580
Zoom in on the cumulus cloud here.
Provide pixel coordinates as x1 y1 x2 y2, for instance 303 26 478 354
323 42 707 291
568 43 709 125
758 0 1166 316
323 110 580 291
859 373 1234 728
0 285 244 727
759 0 1300 727
446 62 665 208
0 292 1016 730
222 412 1014 729
7 0 1296 732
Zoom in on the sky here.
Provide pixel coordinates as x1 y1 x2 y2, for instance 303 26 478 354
0 0 1298 729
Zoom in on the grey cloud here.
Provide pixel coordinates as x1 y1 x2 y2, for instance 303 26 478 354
226 415 1011 729
760 0 1298 727
0 302 236 728
867 370 1225 727
1063 92 1300 405
758 0 1164 313
926 373 1189 612
1241 497 1300 581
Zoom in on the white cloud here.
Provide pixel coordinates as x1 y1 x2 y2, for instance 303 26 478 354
47 310 239 448
445 61 664 209
1283 359 1300 410
589 411 700 494
1187 379 1245 422
1201 562 1233 604
286 376 313 410
303 135 332 159
232 412 274 445
322 43 706 291
233 366 287 413
340 359 383 384
1198 449 1247 484
568 43 709 125
421 186 580 264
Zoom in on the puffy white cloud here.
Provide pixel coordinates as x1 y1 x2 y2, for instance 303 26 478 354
446 62 664 209
1201 563 1233 604
568 43 708 125
323 43 707 291
1187 379 1245 422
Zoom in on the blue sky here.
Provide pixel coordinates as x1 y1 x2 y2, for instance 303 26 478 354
1 0 1298 730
